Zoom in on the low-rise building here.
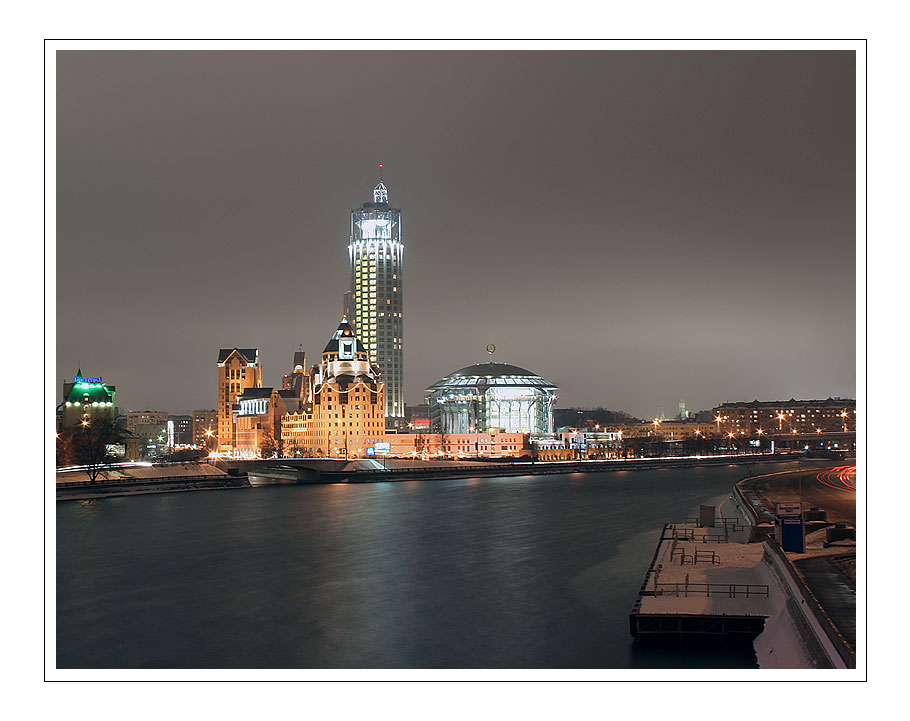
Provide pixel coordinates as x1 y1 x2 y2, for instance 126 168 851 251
126 410 168 434
192 410 218 448
385 432 529 459
622 421 716 440
168 415 193 446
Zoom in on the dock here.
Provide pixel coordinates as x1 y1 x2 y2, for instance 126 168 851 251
629 519 772 640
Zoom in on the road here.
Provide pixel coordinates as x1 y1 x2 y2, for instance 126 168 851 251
742 462 856 524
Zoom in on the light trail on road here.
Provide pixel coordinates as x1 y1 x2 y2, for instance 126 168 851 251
815 465 857 493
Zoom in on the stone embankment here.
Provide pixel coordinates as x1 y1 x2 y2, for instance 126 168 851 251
55 462 249 501
734 468 856 669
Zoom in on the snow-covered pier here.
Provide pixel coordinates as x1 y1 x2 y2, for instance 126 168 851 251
629 519 773 640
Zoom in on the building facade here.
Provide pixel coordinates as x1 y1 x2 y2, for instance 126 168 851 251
386 431 529 459
61 371 116 429
235 388 288 457
125 410 168 434
192 410 218 448
297 318 386 458
168 415 194 446
427 362 558 435
217 348 262 452
281 350 310 400
348 169 404 427
712 398 856 435
622 420 717 440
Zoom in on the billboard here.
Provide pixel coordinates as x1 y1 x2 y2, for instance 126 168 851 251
775 502 802 517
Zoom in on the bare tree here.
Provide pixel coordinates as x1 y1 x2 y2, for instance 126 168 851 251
60 416 125 483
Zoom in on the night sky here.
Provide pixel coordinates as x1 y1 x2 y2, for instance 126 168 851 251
56 50 856 418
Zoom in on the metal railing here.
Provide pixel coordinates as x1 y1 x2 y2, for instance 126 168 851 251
651 582 769 598
684 516 749 532
56 473 242 489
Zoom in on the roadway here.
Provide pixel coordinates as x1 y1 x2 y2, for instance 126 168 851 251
741 462 856 524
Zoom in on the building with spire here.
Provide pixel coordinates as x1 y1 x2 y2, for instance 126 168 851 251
61 370 116 429
348 166 404 427
294 317 386 458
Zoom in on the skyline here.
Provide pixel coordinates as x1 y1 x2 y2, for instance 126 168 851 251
56 50 856 418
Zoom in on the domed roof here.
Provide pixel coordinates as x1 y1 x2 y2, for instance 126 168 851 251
428 362 558 391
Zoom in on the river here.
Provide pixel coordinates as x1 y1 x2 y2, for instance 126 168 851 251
56 462 791 668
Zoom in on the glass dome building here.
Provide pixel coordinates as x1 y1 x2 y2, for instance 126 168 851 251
427 362 558 435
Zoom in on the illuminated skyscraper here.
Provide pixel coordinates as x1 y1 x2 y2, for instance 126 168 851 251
348 167 404 426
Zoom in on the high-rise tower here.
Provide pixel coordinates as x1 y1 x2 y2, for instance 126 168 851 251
348 166 404 426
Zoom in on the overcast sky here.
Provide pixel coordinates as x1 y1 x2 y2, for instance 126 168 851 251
56 50 856 418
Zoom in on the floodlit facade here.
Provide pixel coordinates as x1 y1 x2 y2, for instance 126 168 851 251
234 387 304 457
217 348 262 452
61 371 116 428
348 168 404 426
298 318 386 458
386 432 529 459
427 362 558 435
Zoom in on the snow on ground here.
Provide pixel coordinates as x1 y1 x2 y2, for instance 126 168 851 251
634 493 817 667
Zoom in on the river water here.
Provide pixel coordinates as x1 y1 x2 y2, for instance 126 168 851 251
57 462 790 669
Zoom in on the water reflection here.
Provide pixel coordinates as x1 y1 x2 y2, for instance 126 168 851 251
57 464 788 668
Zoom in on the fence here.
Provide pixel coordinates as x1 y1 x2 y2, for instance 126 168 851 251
56 473 242 489
650 582 769 598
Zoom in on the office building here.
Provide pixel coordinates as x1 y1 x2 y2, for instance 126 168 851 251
348 167 404 426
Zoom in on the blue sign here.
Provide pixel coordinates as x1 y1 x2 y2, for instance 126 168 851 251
75 376 102 383
366 447 375 456
778 516 805 553
374 442 391 453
